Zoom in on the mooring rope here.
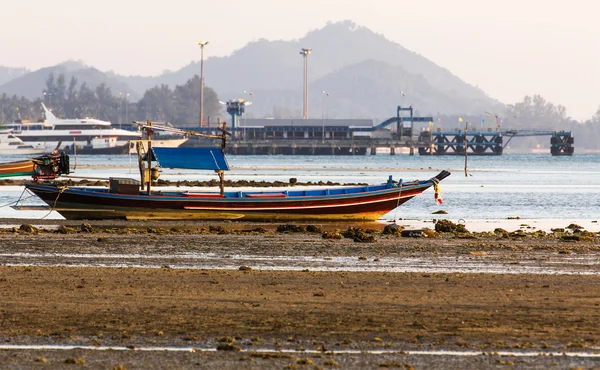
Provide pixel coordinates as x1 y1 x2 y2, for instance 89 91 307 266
41 185 68 220
0 187 27 210
392 180 403 224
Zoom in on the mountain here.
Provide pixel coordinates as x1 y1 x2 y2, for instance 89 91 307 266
116 20 499 118
0 61 139 100
1 21 501 118
0 66 29 86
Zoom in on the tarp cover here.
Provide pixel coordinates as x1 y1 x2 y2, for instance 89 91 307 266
152 147 230 171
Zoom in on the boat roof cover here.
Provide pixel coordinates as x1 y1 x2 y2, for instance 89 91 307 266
152 147 230 171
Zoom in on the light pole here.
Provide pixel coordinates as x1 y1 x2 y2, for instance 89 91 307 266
321 90 329 143
125 93 130 127
197 41 209 127
300 48 312 119
243 91 253 140
44 92 52 108
118 92 123 128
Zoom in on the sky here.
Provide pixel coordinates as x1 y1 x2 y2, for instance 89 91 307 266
2 0 599 120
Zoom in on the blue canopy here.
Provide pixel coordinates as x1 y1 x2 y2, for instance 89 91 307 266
152 147 230 171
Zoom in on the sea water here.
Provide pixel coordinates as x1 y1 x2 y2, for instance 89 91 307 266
1 153 599 222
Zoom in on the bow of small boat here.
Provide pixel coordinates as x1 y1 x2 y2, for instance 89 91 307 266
433 170 452 182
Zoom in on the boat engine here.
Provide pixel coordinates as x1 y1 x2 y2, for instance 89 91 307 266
32 152 70 181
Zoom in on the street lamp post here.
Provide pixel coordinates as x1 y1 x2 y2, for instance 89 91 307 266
197 41 209 127
243 91 253 140
118 92 123 128
300 48 312 119
125 93 130 126
44 92 52 108
321 90 329 143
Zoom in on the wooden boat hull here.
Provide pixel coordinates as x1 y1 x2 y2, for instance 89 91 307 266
0 160 35 178
25 171 450 221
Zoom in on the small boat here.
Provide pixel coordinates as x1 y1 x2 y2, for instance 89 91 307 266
24 122 450 221
0 159 35 178
0 151 70 179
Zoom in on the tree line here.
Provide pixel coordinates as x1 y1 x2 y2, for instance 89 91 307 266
0 73 222 127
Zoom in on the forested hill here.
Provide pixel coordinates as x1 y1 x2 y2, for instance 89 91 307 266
0 61 138 101
116 21 500 117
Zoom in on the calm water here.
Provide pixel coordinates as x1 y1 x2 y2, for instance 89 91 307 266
1 153 599 221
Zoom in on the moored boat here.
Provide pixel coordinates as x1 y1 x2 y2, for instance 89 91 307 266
0 151 70 179
23 121 450 221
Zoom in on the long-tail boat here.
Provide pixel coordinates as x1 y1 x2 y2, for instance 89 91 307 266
24 122 450 221
0 152 70 180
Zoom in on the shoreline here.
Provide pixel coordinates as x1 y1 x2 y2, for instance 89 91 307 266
0 225 599 368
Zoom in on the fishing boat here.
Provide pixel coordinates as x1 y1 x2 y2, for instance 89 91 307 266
0 151 70 179
23 122 450 221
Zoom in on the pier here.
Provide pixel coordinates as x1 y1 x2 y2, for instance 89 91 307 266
177 104 574 156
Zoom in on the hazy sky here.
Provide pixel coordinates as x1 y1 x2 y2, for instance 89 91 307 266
3 0 599 119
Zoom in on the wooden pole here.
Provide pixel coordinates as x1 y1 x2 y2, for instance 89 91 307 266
464 121 469 177
219 120 227 195
146 120 153 194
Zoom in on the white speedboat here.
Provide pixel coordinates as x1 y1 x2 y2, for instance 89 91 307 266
0 132 47 155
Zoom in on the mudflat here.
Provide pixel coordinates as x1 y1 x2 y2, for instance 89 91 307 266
0 221 599 369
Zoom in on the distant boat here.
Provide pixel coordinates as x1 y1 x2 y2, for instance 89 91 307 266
24 121 451 221
4 104 140 154
0 132 47 155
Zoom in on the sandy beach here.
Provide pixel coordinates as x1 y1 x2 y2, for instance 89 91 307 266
0 220 599 369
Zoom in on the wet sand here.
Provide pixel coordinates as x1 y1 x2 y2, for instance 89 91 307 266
0 221 599 369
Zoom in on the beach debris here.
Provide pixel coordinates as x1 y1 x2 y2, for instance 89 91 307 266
277 224 305 233
289 177 298 185
401 229 427 238
322 231 342 240
382 224 403 236
208 225 229 234
80 223 94 232
435 219 467 233
566 223 583 231
64 357 85 364
18 224 38 234
56 225 77 234
323 359 340 367
306 224 322 233
507 216 521 220
341 227 377 242
296 358 314 365
493 228 509 238
509 230 527 238
240 227 268 234
216 343 241 351
432 210 448 214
